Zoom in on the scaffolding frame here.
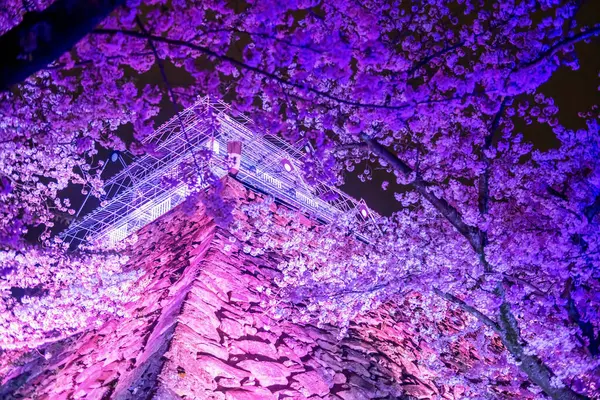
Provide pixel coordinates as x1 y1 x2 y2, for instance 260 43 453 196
61 97 374 246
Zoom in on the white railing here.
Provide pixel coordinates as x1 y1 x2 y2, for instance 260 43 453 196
61 97 373 246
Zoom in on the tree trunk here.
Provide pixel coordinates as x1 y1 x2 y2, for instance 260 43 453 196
497 303 588 400
0 0 125 89
435 289 588 399
371 134 591 399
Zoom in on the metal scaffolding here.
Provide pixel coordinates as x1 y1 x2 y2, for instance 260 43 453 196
61 97 374 246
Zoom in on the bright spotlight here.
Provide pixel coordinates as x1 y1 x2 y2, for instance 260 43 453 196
358 204 369 218
281 158 294 172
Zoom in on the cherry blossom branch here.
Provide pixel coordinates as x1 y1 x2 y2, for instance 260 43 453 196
567 298 600 356
0 0 125 89
202 27 325 53
477 97 508 264
543 186 600 353
499 273 546 297
134 17 202 174
433 288 500 333
361 122 592 398
43 52 154 71
561 277 600 355
407 41 465 76
91 28 488 111
328 282 393 299
495 292 588 400
519 26 600 69
360 133 487 263
437 283 588 400
406 5 519 78
478 98 507 214
91 24 600 113
583 194 600 223
333 142 369 153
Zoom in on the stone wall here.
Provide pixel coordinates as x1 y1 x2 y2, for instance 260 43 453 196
1 180 457 399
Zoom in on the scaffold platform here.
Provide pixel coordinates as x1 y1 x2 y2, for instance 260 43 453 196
61 97 373 246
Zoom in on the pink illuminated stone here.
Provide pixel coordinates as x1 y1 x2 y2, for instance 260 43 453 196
0 179 530 399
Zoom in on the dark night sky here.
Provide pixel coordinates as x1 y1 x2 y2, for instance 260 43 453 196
342 0 600 216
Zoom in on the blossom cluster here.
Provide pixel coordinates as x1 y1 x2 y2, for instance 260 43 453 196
0 240 149 350
1 0 599 397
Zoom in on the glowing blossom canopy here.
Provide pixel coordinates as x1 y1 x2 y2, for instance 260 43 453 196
0 0 599 399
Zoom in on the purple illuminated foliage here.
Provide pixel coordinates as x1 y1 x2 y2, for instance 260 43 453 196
0 0 599 398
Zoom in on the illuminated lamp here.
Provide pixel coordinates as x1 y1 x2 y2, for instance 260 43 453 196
227 141 242 176
358 204 369 219
281 158 294 173
206 138 220 154
110 151 119 163
303 141 314 153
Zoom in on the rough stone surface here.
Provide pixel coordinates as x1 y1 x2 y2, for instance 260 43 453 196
0 179 451 399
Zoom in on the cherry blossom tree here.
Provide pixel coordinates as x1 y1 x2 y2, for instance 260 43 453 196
0 242 147 351
1 0 599 398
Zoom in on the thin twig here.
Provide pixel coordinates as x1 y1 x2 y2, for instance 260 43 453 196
433 288 500 333
92 28 496 111
134 17 202 173
333 142 369 152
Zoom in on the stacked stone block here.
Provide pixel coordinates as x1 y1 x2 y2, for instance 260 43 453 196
1 180 456 399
